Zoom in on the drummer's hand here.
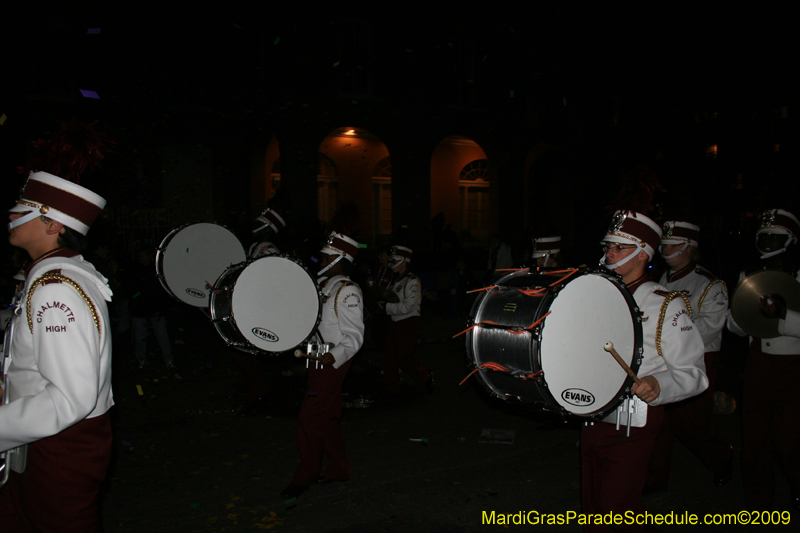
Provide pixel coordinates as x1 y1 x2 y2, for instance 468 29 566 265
319 352 336 366
632 375 660 403
759 294 787 320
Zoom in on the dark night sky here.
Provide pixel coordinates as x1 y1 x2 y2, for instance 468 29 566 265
0 5 795 203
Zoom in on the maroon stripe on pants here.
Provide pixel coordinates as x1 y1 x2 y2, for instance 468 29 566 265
582 406 664 533
292 359 353 486
0 412 113 533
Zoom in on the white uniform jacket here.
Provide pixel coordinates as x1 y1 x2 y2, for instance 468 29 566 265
385 273 421 322
727 270 800 354
659 261 729 352
0 255 113 453
317 275 365 369
603 281 708 426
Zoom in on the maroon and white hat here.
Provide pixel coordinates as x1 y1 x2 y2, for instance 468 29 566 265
601 210 662 260
661 221 700 247
321 232 359 262
253 208 286 235
532 236 561 258
757 209 800 241
389 245 412 265
9 171 106 235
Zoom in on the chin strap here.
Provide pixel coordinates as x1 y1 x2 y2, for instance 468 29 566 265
8 211 41 231
758 235 795 259
318 254 344 277
599 247 641 270
660 243 689 260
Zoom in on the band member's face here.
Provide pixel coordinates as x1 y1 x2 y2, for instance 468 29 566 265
757 233 788 254
8 211 39 249
662 244 694 269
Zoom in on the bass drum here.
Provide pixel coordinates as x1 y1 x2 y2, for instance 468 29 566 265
210 255 322 355
466 269 643 419
156 222 246 307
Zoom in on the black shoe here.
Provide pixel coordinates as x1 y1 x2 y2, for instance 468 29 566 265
318 476 349 484
280 483 308 500
713 454 733 487
425 372 435 394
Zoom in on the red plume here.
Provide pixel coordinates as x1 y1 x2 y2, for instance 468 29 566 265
17 120 114 184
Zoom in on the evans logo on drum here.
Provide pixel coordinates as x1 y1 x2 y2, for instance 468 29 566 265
252 328 279 342
185 288 206 299
561 389 595 407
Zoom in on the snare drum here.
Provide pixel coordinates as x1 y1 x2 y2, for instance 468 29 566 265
466 269 643 419
156 222 246 307
210 255 322 354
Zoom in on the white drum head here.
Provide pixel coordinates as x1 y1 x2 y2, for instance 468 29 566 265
539 274 638 416
229 256 321 352
158 223 246 307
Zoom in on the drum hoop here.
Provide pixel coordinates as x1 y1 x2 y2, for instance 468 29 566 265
466 268 643 419
156 221 245 306
210 254 323 354
538 270 643 419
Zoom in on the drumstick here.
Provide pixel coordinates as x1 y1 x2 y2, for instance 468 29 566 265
293 349 324 361
603 342 642 386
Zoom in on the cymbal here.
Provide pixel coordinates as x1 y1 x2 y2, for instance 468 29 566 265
369 286 400 303
730 270 800 338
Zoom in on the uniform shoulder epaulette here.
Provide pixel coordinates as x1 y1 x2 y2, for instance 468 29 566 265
655 290 692 358
333 280 362 317
697 276 728 312
26 269 102 336
653 289 671 298
694 267 719 283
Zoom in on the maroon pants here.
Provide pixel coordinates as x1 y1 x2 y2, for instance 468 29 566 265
292 359 352 486
582 406 664 533
646 351 731 488
741 347 800 510
383 316 428 391
0 413 112 533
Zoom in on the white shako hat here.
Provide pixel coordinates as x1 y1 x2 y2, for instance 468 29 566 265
321 232 360 262
532 236 561 258
756 208 800 242
661 221 700 247
252 207 286 234
9 171 106 235
601 210 662 260
389 245 412 264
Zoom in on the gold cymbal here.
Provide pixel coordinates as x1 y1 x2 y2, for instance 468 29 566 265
730 270 800 338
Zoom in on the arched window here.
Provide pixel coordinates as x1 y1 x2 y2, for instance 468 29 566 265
459 159 493 242
269 154 339 224
372 156 392 235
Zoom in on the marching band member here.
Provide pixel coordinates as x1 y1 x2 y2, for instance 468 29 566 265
281 232 364 500
727 208 800 511
532 235 561 268
582 211 706 531
236 207 288 416
0 172 113 531
248 207 286 259
379 245 432 398
646 220 733 491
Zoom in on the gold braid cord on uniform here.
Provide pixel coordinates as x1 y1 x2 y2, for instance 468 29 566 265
697 279 727 315
655 291 691 358
333 281 362 317
26 273 102 336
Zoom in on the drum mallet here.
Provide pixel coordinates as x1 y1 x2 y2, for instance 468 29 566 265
294 349 324 369
603 342 642 386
